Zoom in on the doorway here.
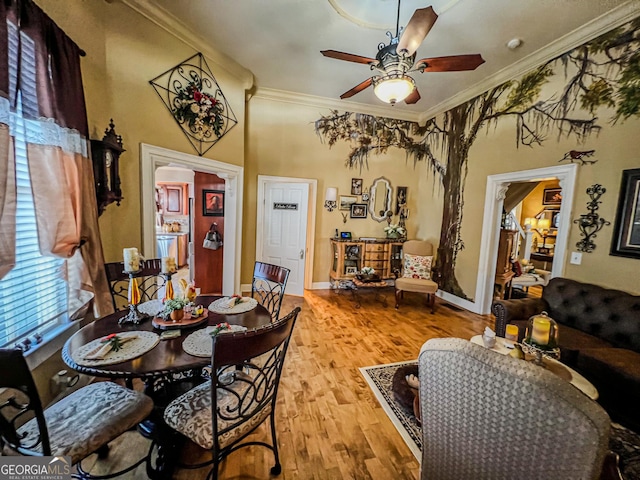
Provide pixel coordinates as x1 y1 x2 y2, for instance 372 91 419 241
475 164 578 315
141 144 243 295
256 175 317 296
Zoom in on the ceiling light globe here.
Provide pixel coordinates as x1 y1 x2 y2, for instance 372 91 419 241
373 74 415 104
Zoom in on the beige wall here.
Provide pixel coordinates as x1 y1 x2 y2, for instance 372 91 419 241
35 0 248 263
245 97 428 284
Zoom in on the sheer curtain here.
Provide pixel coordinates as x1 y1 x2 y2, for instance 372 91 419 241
0 0 111 327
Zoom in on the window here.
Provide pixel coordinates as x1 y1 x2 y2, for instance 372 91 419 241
0 22 68 349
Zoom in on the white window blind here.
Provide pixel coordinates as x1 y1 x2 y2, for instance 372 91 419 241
0 20 68 349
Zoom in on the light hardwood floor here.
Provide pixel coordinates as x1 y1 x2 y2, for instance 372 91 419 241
83 289 493 479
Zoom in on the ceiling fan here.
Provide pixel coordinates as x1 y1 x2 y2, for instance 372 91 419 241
321 1 485 105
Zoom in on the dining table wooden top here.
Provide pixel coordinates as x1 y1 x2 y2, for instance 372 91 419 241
62 294 272 380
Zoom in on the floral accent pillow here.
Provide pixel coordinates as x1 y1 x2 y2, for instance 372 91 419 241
402 254 433 280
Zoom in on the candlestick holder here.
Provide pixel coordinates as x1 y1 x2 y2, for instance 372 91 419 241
521 339 560 366
119 270 151 325
160 271 174 300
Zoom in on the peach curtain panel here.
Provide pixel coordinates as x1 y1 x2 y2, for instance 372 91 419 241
0 0 111 317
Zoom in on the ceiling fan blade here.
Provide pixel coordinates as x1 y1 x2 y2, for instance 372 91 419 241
396 7 438 57
340 78 373 99
404 88 421 104
321 50 378 65
415 54 485 72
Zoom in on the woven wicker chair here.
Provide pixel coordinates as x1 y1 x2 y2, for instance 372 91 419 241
418 338 610 480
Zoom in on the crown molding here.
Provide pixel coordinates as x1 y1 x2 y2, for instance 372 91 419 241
252 87 422 122
121 0 254 89
417 0 640 123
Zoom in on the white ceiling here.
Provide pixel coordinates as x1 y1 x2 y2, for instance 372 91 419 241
133 0 638 121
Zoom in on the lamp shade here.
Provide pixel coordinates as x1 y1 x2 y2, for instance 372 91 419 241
373 74 415 104
325 187 337 202
524 217 537 228
537 218 551 230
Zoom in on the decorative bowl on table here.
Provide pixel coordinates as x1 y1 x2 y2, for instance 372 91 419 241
356 274 381 283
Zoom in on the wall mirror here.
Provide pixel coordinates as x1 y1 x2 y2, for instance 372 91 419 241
369 176 392 222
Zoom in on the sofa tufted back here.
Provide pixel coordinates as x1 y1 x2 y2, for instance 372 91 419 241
543 278 640 353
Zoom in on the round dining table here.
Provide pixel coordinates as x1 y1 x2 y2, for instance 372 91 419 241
61 294 272 479
62 294 271 380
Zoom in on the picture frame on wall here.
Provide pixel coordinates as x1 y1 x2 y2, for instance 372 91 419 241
350 203 368 219
395 186 407 215
542 188 562 205
339 195 357 210
203 189 224 216
610 168 640 259
351 178 363 195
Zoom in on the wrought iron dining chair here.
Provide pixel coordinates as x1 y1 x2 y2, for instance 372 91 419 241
0 348 154 478
105 258 166 311
163 306 300 480
251 261 290 320
417 338 610 480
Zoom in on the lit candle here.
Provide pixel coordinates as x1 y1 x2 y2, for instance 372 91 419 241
531 317 551 346
505 324 519 342
161 256 176 274
123 248 140 272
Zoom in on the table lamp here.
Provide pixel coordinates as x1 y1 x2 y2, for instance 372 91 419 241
536 218 551 253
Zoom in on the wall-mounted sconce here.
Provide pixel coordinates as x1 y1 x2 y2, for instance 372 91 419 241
325 187 337 212
573 184 610 253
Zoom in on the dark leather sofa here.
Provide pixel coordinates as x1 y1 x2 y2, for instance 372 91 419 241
492 277 640 431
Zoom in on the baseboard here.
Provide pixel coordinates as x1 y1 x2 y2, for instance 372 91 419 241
240 283 251 293
437 290 480 314
311 282 331 290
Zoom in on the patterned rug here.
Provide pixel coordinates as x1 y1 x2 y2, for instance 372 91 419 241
361 361 640 479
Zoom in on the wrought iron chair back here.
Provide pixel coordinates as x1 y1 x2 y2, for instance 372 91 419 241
251 261 290 320
105 258 166 311
163 307 300 480
0 348 153 478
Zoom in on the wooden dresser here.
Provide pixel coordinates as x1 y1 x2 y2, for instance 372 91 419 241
330 238 404 284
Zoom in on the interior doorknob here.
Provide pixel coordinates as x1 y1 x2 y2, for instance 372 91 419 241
300 249 304 259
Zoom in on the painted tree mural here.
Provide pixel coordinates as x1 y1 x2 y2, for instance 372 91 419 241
316 18 640 299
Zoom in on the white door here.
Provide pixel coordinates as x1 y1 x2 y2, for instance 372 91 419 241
261 182 309 296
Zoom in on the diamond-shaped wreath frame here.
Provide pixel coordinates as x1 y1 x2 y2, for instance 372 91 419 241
149 53 237 156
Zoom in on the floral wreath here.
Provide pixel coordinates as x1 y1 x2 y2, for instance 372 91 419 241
172 77 224 140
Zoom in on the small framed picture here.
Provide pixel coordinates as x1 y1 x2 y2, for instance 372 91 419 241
345 266 358 275
350 203 368 219
351 178 363 195
542 188 562 206
395 186 407 215
203 189 224 216
339 195 357 210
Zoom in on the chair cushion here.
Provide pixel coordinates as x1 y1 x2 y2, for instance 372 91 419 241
395 276 438 294
164 372 272 450
17 382 153 465
402 254 432 280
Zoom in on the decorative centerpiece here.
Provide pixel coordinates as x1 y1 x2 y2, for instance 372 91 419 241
384 223 406 239
161 298 190 322
356 266 380 283
522 311 560 365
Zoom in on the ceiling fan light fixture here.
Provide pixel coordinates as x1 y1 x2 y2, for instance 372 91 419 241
373 73 415 104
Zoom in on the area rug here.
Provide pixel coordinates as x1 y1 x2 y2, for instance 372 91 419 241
361 361 640 479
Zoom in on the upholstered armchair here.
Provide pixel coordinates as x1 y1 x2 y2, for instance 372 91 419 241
394 240 438 313
418 338 610 480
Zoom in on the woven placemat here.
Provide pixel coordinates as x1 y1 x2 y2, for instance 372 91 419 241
72 331 160 366
182 325 248 357
209 297 258 314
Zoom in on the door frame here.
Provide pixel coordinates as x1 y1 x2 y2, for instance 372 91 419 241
141 144 244 295
474 163 578 315
256 175 317 293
